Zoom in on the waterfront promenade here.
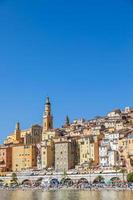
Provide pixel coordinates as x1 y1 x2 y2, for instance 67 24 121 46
0 173 127 185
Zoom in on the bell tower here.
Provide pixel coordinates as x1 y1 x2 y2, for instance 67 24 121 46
43 97 53 132
15 122 21 141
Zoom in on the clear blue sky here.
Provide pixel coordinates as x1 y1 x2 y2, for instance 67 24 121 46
0 0 133 143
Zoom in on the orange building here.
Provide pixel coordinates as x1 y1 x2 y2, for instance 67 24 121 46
12 144 37 172
0 146 12 172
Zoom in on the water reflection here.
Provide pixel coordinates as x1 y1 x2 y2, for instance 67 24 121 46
0 190 133 200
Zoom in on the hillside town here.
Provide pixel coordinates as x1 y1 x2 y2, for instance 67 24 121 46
0 97 133 176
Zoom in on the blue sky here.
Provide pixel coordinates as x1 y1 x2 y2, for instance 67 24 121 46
0 0 133 143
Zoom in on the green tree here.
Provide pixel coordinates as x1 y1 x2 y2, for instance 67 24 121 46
11 173 18 184
127 173 133 182
65 116 70 126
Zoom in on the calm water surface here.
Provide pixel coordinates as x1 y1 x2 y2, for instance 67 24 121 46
0 190 133 200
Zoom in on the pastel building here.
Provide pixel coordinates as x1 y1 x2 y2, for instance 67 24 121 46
99 132 119 168
78 135 99 166
41 139 54 169
119 133 133 172
4 122 24 145
55 139 76 172
0 146 12 172
12 145 37 172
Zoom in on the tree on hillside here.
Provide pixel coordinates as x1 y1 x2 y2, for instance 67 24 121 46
65 116 70 126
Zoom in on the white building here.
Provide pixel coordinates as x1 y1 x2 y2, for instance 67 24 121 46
99 145 109 167
99 132 119 168
108 150 118 167
107 109 121 118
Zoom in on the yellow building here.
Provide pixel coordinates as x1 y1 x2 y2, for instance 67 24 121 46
41 139 54 169
4 122 27 145
119 133 133 172
42 129 60 141
4 123 42 146
78 135 99 166
12 145 37 172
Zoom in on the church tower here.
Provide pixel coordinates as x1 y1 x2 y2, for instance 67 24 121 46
15 122 21 141
43 97 53 132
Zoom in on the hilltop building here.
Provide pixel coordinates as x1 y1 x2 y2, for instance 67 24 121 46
1 99 133 174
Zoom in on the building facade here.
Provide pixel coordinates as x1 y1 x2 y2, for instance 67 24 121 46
78 135 99 166
55 140 76 172
4 122 24 145
119 133 133 172
12 145 37 172
41 139 54 169
24 125 42 145
99 132 119 168
0 146 12 172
